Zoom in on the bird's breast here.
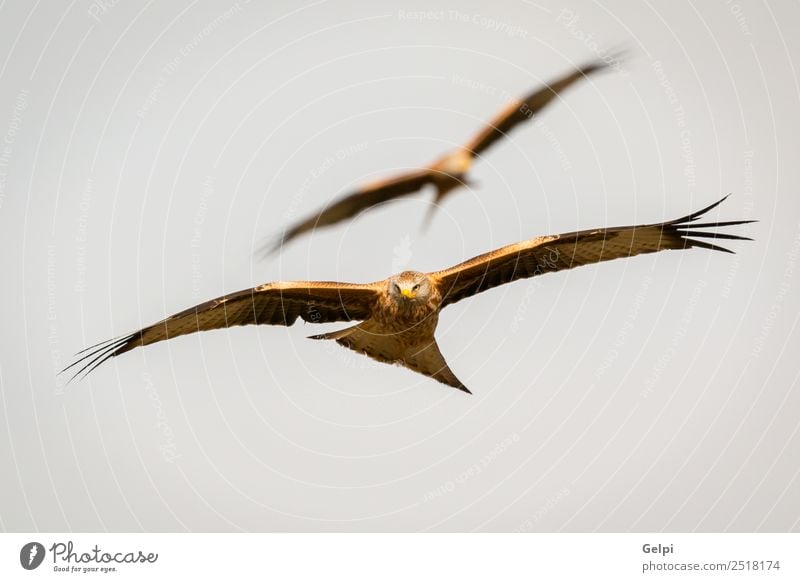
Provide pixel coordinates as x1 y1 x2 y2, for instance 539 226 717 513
434 150 473 177
376 299 439 336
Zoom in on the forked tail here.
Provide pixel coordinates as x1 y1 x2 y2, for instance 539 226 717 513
308 322 470 394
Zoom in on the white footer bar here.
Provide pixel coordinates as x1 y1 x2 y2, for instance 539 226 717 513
1 533 797 581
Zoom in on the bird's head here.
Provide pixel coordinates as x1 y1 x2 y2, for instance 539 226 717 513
434 149 473 178
389 271 431 303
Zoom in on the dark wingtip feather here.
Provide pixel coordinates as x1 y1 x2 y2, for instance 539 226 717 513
259 212 326 260
684 220 758 229
664 195 755 254
669 194 730 225
683 239 737 254
673 230 753 241
60 333 138 384
258 232 286 260
580 45 630 75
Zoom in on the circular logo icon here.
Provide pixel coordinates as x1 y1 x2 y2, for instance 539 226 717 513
20 542 45 570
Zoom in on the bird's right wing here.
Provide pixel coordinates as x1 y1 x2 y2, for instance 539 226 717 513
64 280 382 380
268 169 434 253
432 196 754 308
464 57 615 157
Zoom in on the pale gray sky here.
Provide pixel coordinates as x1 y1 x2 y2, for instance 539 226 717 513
0 0 798 532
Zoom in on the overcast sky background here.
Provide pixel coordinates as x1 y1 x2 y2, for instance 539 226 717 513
0 0 798 532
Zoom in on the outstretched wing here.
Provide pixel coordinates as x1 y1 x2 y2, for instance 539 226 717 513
64 280 382 380
432 196 754 308
464 57 615 157
267 169 434 253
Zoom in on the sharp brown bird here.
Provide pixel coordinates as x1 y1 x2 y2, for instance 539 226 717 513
66 196 752 393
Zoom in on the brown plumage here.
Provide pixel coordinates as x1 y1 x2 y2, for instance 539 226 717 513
268 57 618 253
65 196 753 393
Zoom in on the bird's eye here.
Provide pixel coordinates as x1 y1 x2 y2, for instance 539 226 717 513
393 283 401 293
412 283 420 291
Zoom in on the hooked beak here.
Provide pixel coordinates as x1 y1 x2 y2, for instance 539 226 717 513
401 288 415 299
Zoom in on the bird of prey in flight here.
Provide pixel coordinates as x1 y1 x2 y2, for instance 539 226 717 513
267 57 619 253
66 197 752 393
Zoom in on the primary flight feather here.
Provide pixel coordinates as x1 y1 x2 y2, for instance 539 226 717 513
66 196 752 393
268 57 619 253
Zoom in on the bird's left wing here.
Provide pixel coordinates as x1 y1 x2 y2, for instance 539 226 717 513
63 280 382 380
463 57 616 158
432 196 754 308
266 169 435 254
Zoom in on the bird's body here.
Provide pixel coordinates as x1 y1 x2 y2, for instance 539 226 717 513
268 57 618 252
308 271 467 390
65 197 753 393
431 150 474 179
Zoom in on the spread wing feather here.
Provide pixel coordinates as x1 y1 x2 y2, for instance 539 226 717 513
63 281 382 380
433 196 754 308
464 57 615 157
267 170 434 253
